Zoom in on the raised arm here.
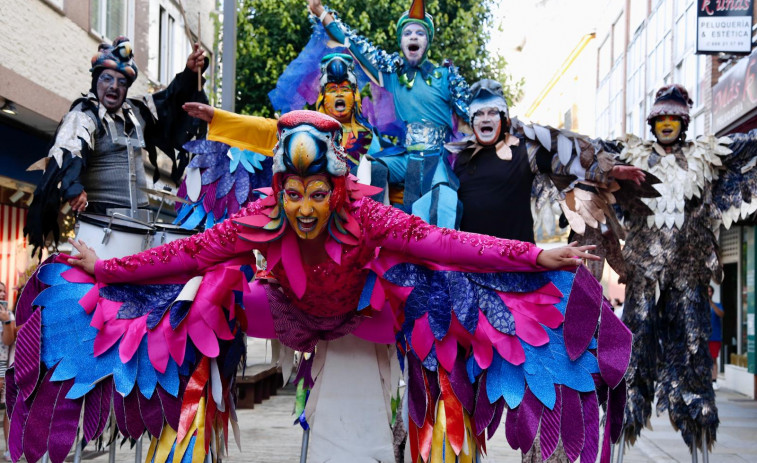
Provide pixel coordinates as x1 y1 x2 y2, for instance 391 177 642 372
307 0 400 85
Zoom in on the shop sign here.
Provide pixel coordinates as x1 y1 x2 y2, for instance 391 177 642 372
712 45 757 132
697 0 753 54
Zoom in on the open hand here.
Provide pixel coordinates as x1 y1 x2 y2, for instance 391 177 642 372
186 43 206 74
536 241 599 269
611 165 646 186
308 0 324 16
67 238 100 275
183 102 215 123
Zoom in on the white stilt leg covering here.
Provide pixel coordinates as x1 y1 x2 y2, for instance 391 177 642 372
306 335 396 463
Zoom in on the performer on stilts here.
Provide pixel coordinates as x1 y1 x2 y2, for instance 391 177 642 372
308 0 469 229
9 111 632 463
615 84 757 456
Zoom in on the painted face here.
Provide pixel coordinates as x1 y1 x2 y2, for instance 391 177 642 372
282 174 333 240
96 69 129 112
653 115 682 145
322 82 355 124
472 107 503 146
400 23 429 67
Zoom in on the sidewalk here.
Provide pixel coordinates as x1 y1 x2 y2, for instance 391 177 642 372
3 339 755 462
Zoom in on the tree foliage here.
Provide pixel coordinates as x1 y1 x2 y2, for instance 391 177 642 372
235 0 523 116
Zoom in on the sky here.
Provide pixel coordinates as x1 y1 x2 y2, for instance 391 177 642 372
489 0 604 117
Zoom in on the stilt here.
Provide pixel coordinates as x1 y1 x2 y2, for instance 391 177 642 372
73 431 82 463
299 428 310 463
135 436 142 463
701 429 709 463
108 419 117 463
691 442 698 463
615 433 625 463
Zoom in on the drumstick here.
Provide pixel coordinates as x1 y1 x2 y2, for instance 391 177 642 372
197 13 202 92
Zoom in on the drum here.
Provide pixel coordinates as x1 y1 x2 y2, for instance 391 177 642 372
151 223 197 247
74 213 155 260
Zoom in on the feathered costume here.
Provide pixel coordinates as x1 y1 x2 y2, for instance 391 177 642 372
617 85 757 452
315 0 470 229
9 111 632 463
174 52 390 230
448 80 659 281
25 37 207 253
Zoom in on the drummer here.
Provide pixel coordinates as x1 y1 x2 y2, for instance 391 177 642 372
25 36 208 254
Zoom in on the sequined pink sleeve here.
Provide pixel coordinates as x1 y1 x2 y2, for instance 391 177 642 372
95 200 266 283
357 199 543 272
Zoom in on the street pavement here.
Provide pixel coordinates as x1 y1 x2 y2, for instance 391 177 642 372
3 339 755 462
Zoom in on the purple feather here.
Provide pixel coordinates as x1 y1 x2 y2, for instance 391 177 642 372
138 390 165 437
15 258 53 325
449 356 474 413
426 369 441 404
96 378 113 441
563 266 602 360
9 393 30 462
113 392 129 437
293 355 315 389
5 369 17 418
202 183 217 214
472 375 495 435
23 369 82 463
516 390 543 453
158 384 182 431
82 382 103 442
597 301 632 389
608 382 626 443
212 195 228 221
407 354 428 427
504 405 520 450
561 388 585 461
123 391 146 439
228 193 240 217
487 399 506 437
48 381 83 463
539 386 561 461
580 392 600 463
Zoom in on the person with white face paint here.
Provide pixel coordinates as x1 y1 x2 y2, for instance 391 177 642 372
452 79 646 245
307 0 470 230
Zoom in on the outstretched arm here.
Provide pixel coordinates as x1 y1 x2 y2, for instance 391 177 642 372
68 200 267 283
359 199 596 272
184 103 278 155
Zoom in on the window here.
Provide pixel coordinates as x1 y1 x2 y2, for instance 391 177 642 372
629 1 648 34
612 12 626 64
598 37 611 81
91 0 134 41
157 1 193 86
159 6 177 84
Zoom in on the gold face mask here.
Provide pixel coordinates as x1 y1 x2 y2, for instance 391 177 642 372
322 82 355 124
282 174 333 240
653 115 682 145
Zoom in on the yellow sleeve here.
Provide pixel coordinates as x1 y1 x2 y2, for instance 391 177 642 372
207 108 278 156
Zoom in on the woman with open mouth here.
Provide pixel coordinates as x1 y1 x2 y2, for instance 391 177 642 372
11 111 632 463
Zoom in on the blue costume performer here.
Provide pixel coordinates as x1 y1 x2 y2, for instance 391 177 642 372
308 0 469 228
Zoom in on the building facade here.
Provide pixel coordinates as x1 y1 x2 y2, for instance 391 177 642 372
593 0 757 398
0 0 216 306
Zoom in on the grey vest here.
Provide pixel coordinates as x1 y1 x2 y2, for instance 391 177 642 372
79 105 149 208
